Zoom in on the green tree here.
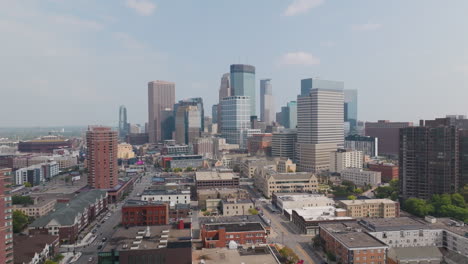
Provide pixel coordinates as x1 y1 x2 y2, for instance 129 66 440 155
354 188 363 195
248 208 259 215
451 193 466 208
173 168 182 173
347 195 357 200
52 254 64 262
185 167 193 172
44 260 57 264
404 198 433 217
279 246 299 264
13 210 29 233
23 182 32 188
12 195 34 205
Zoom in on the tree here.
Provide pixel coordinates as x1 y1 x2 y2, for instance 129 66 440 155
279 246 299 264
44 261 57 264
185 167 193 172
347 195 357 200
13 210 29 233
12 195 34 205
23 182 32 188
354 188 363 195
52 254 64 262
248 208 259 215
451 193 466 208
173 168 182 173
404 198 433 217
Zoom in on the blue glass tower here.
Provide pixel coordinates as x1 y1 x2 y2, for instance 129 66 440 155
230 64 256 116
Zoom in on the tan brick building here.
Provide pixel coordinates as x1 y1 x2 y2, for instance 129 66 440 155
337 199 400 218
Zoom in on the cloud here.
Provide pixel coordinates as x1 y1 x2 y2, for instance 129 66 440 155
351 23 382 32
283 0 324 16
278 52 320 66
125 0 156 16
53 15 104 31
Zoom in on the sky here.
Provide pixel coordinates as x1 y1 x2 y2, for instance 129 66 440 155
1 0 467 127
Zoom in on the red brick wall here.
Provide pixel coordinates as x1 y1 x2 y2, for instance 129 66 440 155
201 227 266 248
369 164 399 182
122 204 169 226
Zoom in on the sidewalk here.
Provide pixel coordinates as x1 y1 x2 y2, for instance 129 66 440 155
61 232 97 248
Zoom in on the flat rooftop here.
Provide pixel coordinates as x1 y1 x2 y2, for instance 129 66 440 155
199 215 269 227
270 172 314 180
196 171 238 181
359 217 427 231
193 247 278 264
222 199 253 204
204 222 265 232
321 223 387 249
429 217 468 237
339 199 397 206
102 225 191 252
197 188 247 195
141 189 190 196
277 193 333 202
293 206 353 222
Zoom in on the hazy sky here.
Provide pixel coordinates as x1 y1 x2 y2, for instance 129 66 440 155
1 0 467 127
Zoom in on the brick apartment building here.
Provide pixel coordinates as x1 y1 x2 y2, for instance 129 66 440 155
122 200 169 226
201 222 267 248
0 168 13 263
368 163 398 182
86 126 118 189
195 171 240 189
247 133 272 156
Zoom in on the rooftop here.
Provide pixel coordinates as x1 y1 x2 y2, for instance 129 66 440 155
270 172 315 180
199 215 268 226
276 193 333 203
14 234 59 264
222 199 253 204
196 171 238 181
339 199 397 206
102 225 191 252
123 199 168 207
358 217 426 232
193 247 279 264
320 223 388 249
388 246 442 262
204 222 265 232
293 206 353 222
142 189 190 196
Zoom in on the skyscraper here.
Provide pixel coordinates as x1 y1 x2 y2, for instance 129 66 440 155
297 79 344 172
280 101 297 129
221 96 251 145
230 64 256 116
161 108 175 141
118 105 129 140
86 126 118 189
212 104 218 124
260 79 274 124
148 80 175 143
400 116 468 199
0 168 13 264
344 90 358 134
175 104 202 145
365 120 413 157
217 73 231 133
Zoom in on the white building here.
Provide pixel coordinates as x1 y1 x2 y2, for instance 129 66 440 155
221 96 251 146
329 149 363 173
141 189 190 205
340 168 381 186
273 193 335 213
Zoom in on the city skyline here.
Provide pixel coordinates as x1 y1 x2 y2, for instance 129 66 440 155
1 0 468 127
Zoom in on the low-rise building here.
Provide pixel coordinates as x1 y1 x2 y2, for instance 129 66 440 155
14 161 60 186
201 222 267 248
247 133 272 156
28 190 107 243
340 168 381 187
160 155 203 169
195 170 240 190
122 200 169 226
368 163 399 182
319 222 389 264
272 193 334 213
193 247 280 264
197 188 249 209
329 149 363 173
141 189 190 205
337 199 400 218
117 143 135 159
98 225 192 264
387 246 443 264
291 206 353 234
192 137 214 158
239 158 277 178
13 234 59 264
221 199 255 216
276 158 296 173
13 198 56 218
255 169 318 198
161 144 192 156
126 133 149 145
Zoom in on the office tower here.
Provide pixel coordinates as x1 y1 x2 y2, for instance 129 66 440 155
344 90 358 134
212 104 218 124
217 73 231 133
0 168 13 264
275 112 283 125
175 105 202 145
260 79 274 124
366 120 413 157
400 116 468 199
86 126 118 189
280 101 297 129
118 105 130 140
148 80 175 143
175 97 204 132
345 135 378 157
297 79 344 172
272 129 297 161
161 108 175 141
221 96 251 145
230 64 256 116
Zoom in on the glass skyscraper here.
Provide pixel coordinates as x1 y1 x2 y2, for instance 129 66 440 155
118 105 129 140
280 101 297 129
220 96 251 145
344 89 358 134
230 64 256 116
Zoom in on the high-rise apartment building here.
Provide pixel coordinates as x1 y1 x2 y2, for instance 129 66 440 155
0 168 13 264
148 80 175 143
220 96 251 146
260 79 274 124
329 149 363 173
344 90 358 134
344 135 378 157
272 129 297 161
86 126 118 189
279 101 297 129
365 120 413 157
400 116 468 199
296 79 344 172
230 64 256 116
118 105 129 140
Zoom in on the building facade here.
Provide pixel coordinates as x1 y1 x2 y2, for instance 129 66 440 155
344 135 378 157
0 168 13 264
201 222 267 248
247 133 272 156
340 168 381 187
148 80 175 143
86 126 118 189
365 120 413 157
329 149 363 173
175 104 202 145
122 200 169 226
119 105 130 140
195 171 240 189
260 79 274 125
272 129 297 161
220 96 251 146
221 199 255 216
337 199 400 218
344 89 358 134
255 169 319 198
141 189 190 205
297 79 344 172
230 64 256 116
368 163 399 182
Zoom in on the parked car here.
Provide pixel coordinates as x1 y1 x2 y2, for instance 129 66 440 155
97 245 103 250
102 237 107 242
